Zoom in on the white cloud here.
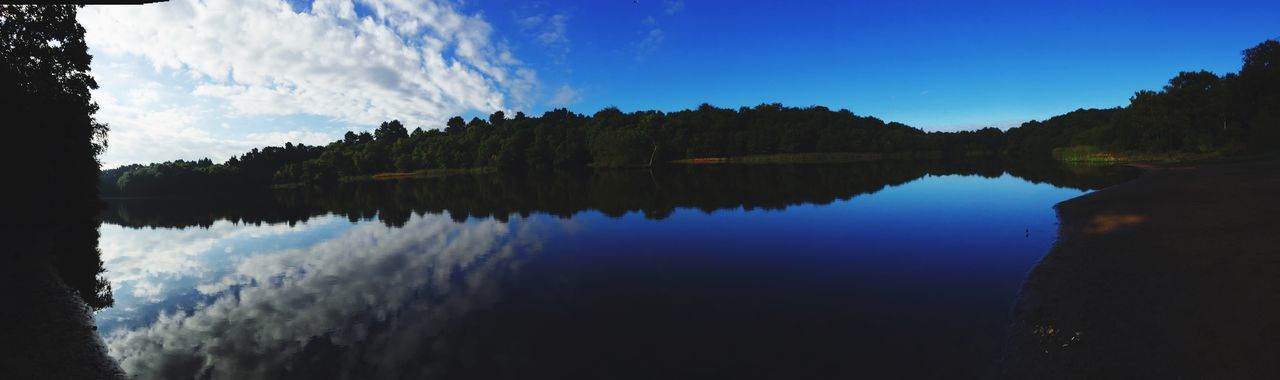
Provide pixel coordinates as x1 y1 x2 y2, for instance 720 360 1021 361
517 11 570 63
637 28 665 60
663 0 685 15
547 84 581 107
80 0 538 129
538 14 569 47
90 71 336 167
518 14 543 29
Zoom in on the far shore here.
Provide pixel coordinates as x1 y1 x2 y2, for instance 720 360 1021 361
333 151 994 183
998 157 1280 378
668 151 1001 164
268 152 970 187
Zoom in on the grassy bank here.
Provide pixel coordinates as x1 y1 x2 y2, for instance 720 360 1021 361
363 167 495 180
1052 145 1226 164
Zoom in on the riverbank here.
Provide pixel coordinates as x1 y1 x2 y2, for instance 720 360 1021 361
1 229 123 379
998 157 1280 378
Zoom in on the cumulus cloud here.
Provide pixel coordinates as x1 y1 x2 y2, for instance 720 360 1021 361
91 73 335 167
102 214 550 379
80 0 538 128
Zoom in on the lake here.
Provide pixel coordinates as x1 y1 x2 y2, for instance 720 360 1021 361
93 160 1135 378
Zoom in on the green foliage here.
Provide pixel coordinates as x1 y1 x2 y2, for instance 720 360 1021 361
1051 146 1118 163
107 104 999 195
373 120 408 142
100 143 325 196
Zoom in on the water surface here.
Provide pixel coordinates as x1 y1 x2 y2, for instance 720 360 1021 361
95 161 1134 378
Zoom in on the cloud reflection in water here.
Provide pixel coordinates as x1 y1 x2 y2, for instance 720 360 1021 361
102 213 548 379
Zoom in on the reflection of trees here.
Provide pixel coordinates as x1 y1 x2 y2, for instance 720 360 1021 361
1004 160 1138 191
51 219 114 309
102 159 1137 230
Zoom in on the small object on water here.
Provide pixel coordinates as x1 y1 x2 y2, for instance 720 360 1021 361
1025 228 1030 237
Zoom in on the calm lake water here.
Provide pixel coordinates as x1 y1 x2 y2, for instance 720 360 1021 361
94 161 1134 379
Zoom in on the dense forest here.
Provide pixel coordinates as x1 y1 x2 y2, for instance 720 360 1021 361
100 109 1004 196
101 39 1278 197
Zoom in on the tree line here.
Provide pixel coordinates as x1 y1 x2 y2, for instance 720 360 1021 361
101 39 1279 197
100 107 1006 196
1005 40 1280 158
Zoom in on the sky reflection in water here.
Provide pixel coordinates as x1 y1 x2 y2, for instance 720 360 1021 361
96 171 1097 378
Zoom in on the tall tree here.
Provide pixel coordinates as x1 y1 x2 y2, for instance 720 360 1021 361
374 119 408 141
1237 40 1280 148
446 116 466 133
489 110 506 127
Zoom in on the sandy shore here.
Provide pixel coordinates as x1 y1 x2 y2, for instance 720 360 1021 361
998 158 1280 378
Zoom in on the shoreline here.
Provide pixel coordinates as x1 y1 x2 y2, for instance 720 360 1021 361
998 157 1280 378
1 230 123 379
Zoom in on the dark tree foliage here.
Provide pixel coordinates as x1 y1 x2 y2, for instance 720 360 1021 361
99 144 325 196
104 104 1013 195
1005 39 1280 157
3 5 112 308
374 119 408 142
1003 108 1122 156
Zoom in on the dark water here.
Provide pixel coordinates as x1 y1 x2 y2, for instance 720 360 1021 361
94 161 1135 379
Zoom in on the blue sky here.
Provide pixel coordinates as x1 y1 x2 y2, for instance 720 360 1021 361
80 0 1279 167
